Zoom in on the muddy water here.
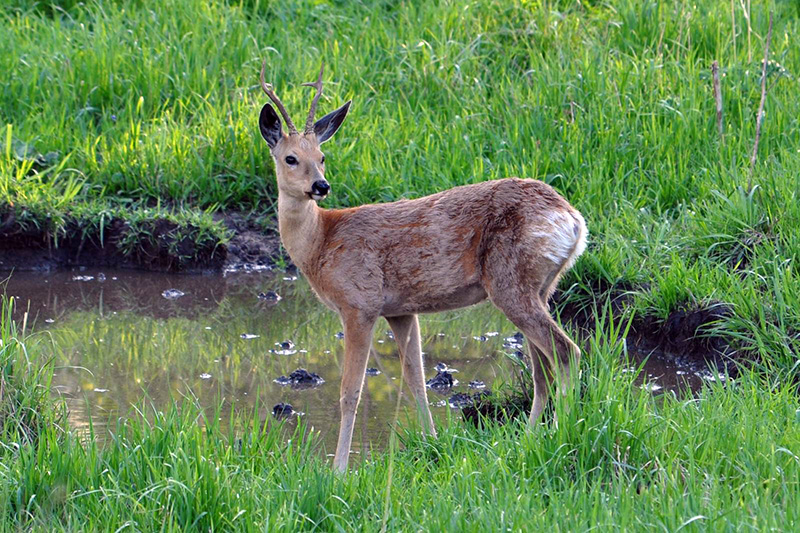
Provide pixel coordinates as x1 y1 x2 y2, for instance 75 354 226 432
3 269 707 458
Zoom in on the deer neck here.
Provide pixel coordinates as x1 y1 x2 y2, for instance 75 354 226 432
277 194 324 271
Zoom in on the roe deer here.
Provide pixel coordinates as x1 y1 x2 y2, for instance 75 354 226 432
257 62 587 471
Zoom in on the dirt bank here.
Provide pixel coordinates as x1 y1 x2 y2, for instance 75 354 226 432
0 209 283 273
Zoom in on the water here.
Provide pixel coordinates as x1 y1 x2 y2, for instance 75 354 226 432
2 269 706 458
3 269 518 457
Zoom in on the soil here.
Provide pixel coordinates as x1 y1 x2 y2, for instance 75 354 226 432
463 295 741 426
426 370 456 391
217 212 284 273
273 368 325 390
557 286 738 377
0 210 283 273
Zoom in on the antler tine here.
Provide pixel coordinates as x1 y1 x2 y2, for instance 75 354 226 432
301 62 324 135
260 60 298 135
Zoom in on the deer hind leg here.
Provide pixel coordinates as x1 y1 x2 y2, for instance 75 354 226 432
492 296 580 425
386 315 436 437
333 310 376 472
484 234 583 425
527 344 554 423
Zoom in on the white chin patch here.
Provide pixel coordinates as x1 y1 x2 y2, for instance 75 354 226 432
310 193 326 201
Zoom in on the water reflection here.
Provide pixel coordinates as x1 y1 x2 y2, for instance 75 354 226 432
4 269 517 458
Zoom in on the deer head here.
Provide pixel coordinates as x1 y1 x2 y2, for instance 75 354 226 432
258 61 351 202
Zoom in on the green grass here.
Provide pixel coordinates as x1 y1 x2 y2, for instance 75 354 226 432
0 297 60 447
1 296 799 530
2 0 798 370
1 2 799 527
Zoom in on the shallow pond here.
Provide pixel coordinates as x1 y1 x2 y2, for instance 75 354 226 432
3 269 708 459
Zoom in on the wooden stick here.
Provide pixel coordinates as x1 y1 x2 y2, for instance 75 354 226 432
712 61 724 139
748 12 773 189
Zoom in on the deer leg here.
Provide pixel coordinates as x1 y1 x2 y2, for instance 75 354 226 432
333 311 376 472
386 315 436 437
490 297 580 426
525 307 580 408
527 344 554 424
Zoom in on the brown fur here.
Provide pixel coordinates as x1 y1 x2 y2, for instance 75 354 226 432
262 97 587 472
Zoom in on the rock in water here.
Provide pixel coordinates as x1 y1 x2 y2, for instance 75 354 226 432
434 362 459 373
162 289 185 300
426 371 456 391
258 290 281 302
448 393 473 409
274 368 325 389
272 403 294 419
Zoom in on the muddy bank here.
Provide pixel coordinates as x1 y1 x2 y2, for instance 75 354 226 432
0 209 282 273
464 294 741 426
558 286 738 376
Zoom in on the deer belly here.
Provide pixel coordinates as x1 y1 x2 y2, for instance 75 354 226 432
381 282 487 317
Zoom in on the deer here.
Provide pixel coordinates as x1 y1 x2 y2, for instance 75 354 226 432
257 61 587 472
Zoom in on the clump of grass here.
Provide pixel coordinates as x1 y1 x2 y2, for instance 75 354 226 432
2 200 231 269
0 296 60 447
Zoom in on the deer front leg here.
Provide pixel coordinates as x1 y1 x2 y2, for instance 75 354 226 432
386 315 436 437
333 311 376 472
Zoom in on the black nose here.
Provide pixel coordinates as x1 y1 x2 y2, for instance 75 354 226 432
311 180 330 196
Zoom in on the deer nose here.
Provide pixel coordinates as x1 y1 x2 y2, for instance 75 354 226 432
311 180 330 196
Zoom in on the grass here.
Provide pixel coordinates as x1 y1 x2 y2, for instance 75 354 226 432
0 297 60 448
2 0 798 369
0 0 799 528
1 295 799 530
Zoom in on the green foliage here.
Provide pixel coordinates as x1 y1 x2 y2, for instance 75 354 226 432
0 296 61 448
1 297 799 530
1 1 799 528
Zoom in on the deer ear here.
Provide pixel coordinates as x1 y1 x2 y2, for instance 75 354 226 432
259 103 283 148
314 100 351 144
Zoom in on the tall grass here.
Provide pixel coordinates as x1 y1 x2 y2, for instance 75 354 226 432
1 296 798 530
0 297 58 447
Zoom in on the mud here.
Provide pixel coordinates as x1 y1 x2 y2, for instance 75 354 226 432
218 212 283 273
0 209 282 273
258 290 282 302
556 281 738 376
272 403 295 419
632 304 736 370
462 296 740 426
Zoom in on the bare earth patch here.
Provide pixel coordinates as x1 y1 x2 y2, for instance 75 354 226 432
0 210 282 273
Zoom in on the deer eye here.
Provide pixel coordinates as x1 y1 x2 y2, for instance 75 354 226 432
321 155 325 164
285 155 298 165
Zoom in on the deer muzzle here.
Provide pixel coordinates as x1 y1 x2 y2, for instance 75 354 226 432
310 179 330 200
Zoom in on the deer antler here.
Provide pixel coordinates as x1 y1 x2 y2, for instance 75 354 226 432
260 61 298 135
302 62 324 135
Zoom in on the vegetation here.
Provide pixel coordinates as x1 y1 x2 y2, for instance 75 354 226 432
1 0 799 529
2 0 799 369
1 295 798 530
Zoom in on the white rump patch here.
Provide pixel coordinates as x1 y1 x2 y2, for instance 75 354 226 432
530 211 587 265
